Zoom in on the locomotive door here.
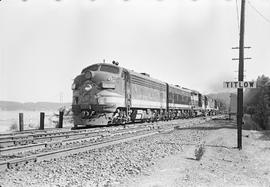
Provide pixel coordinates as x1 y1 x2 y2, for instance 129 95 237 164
123 70 131 114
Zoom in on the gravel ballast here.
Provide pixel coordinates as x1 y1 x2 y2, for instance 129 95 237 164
0 119 212 186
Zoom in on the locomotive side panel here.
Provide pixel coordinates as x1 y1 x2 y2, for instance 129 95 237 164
191 92 199 108
205 97 218 115
207 97 216 110
201 95 206 110
129 72 166 109
168 85 192 110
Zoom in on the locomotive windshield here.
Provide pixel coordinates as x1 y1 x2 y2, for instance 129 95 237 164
100 65 120 74
81 65 99 73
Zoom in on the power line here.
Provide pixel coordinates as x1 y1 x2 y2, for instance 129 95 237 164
235 0 240 32
247 0 270 24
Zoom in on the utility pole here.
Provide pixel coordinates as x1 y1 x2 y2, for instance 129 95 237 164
237 0 246 150
60 92 63 105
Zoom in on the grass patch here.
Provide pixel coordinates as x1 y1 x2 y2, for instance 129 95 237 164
9 122 18 131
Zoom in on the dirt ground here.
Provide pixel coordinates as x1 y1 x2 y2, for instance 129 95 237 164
125 120 270 187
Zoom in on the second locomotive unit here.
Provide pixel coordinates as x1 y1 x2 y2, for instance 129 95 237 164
71 61 219 128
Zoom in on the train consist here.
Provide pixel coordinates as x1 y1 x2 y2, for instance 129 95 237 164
71 62 219 128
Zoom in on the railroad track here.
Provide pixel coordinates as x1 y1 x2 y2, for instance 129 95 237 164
0 125 152 158
0 126 158 171
0 125 131 148
0 116 216 171
0 117 200 148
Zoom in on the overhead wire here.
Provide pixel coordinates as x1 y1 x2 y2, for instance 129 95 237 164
247 0 270 24
235 0 240 32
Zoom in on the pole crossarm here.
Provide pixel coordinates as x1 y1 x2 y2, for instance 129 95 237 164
232 46 251 49
232 57 251 60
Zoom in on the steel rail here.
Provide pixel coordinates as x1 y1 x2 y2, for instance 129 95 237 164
0 123 150 149
0 116 217 171
0 122 147 147
0 116 202 141
0 126 151 158
0 125 126 148
0 128 96 144
0 117 206 148
0 127 71 141
0 129 161 171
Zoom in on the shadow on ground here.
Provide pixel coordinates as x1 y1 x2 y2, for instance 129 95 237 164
174 120 236 131
186 157 198 161
175 118 266 132
258 130 270 141
181 143 235 150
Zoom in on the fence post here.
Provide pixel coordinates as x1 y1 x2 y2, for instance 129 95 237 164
19 113 24 131
40 112 45 130
58 111 64 128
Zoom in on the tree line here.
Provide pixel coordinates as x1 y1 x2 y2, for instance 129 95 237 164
244 75 270 130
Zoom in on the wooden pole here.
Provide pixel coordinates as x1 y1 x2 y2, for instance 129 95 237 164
58 111 64 128
40 112 45 130
237 0 246 150
19 113 24 131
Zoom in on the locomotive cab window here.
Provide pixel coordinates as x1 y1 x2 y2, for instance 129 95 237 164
100 65 120 74
82 65 99 73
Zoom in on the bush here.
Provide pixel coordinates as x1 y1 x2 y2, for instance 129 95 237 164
9 122 18 131
194 144 205 161
244 75 270 130
28 123 38 129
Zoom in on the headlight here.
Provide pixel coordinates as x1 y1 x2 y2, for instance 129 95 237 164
85 71 92 79
100 82 115 89
98 97 106 105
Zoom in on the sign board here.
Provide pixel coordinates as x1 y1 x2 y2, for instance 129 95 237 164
223 81 256 89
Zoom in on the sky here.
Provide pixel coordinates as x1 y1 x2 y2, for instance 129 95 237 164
0 0 270 103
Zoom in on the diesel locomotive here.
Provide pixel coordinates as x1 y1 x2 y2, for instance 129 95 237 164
71 62 219 128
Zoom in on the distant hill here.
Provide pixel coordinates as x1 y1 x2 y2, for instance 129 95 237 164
0 101 71 111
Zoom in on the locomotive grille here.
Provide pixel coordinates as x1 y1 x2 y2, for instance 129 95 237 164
72 105 81 115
